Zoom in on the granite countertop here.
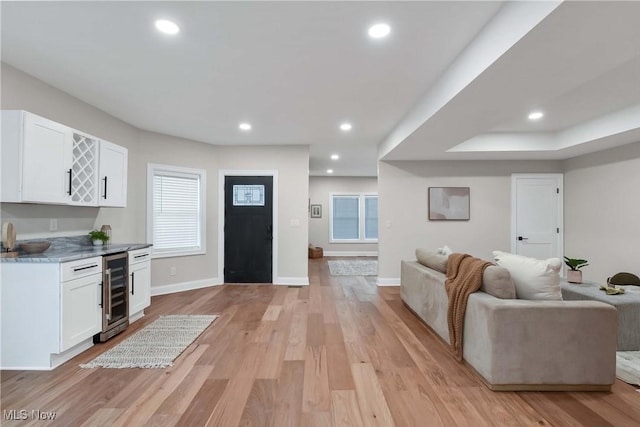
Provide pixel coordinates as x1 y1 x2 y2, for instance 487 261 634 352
1 235 152 263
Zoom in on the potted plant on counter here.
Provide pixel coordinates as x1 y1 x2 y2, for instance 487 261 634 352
89 229 110 246
564 256 589 284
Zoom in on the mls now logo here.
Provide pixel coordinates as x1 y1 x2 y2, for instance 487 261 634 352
3 410 28 420
3 409 57 421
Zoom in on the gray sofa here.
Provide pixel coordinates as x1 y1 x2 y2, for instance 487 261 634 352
401 259 618 391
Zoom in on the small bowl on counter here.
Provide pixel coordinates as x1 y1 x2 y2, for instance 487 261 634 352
19 241 52 254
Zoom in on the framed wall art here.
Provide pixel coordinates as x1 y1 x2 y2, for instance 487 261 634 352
428 187 470 221
310 204 322 218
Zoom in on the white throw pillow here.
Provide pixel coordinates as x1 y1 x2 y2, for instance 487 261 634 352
492 250 563 300
436 245 453 256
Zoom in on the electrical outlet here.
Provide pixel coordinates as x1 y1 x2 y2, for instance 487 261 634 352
169 266 176 276
49 219 58 231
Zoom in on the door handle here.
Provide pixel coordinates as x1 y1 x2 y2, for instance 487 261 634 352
131 271 135 295
266 225 273 241
518 236 529 241
67 169 73 195
103 176 108 199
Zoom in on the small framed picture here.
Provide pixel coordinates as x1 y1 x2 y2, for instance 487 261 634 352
428 187 470 221
310 204 322 218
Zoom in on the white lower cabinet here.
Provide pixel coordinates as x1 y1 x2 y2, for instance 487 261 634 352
0 257 103 370
61 273 102 351
128 248 151 321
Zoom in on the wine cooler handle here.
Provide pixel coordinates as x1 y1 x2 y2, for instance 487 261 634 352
105 268 112 320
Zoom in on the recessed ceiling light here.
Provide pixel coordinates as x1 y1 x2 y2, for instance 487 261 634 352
327 169 334 174
155 19 180 35
528 111 544 120
339 122 352 131
238 122 252 131
368 23 391 39
330 154 340 160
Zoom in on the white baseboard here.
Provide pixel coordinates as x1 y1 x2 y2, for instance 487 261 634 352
377 277 400 286
323 251 378 257
274 276 309 286
129 310 145 324
150 277 223 296
51 339 94 370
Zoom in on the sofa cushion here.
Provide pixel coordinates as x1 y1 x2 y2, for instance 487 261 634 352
481 266 516 299
492 251 562 300
415 249 448 274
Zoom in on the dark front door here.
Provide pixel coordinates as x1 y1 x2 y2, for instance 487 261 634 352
224 176 273 283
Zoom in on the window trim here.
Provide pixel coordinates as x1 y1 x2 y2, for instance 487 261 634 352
329 193 378 243
147 163 206 259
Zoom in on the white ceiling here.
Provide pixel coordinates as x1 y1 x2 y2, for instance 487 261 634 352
2 1 639 175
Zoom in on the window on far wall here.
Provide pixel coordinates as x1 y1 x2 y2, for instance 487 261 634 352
330 194 378 243
147 164 206 258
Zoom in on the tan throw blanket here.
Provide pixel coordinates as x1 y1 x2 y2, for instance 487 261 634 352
445 253 492 361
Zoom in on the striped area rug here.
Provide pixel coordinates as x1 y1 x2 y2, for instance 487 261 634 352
328 259 378 276
80 315 217 369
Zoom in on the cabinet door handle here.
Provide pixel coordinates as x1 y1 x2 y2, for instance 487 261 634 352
99 282 103 308
134 254 149 259
103 176 108 199
73 264 98 272
131 271 135 295
68 169 73 195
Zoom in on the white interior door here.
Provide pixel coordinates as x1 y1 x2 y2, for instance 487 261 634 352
511 174 563 260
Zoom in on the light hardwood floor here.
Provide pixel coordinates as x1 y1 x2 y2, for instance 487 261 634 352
2 257 640 426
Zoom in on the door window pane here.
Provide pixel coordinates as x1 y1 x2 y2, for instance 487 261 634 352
233 184 265 206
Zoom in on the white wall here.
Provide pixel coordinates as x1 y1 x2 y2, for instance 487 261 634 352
308 176 378 255
135 131 221 288
378 159 563 282
1 63 310 289
218 145 310 282
563 141 640 284
0 63 140 242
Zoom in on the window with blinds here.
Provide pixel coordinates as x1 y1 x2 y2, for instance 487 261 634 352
332 196 360 240
364 196 378 240
330 194 378 242
147 164 206 257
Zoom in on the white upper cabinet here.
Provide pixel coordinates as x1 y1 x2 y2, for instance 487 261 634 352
1 110 127 207
99 140 127 207
2 111 73 204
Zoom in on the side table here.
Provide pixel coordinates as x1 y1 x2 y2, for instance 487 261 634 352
561 280 640 350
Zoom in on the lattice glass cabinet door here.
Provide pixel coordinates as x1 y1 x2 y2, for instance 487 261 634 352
71 132 99 205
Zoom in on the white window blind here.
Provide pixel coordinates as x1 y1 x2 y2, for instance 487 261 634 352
147 164 206 257
332 196 360 240
330 193 378 243
364 196 378 240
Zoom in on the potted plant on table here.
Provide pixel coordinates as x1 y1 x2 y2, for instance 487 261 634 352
89 229 110 246
564 256 589 284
